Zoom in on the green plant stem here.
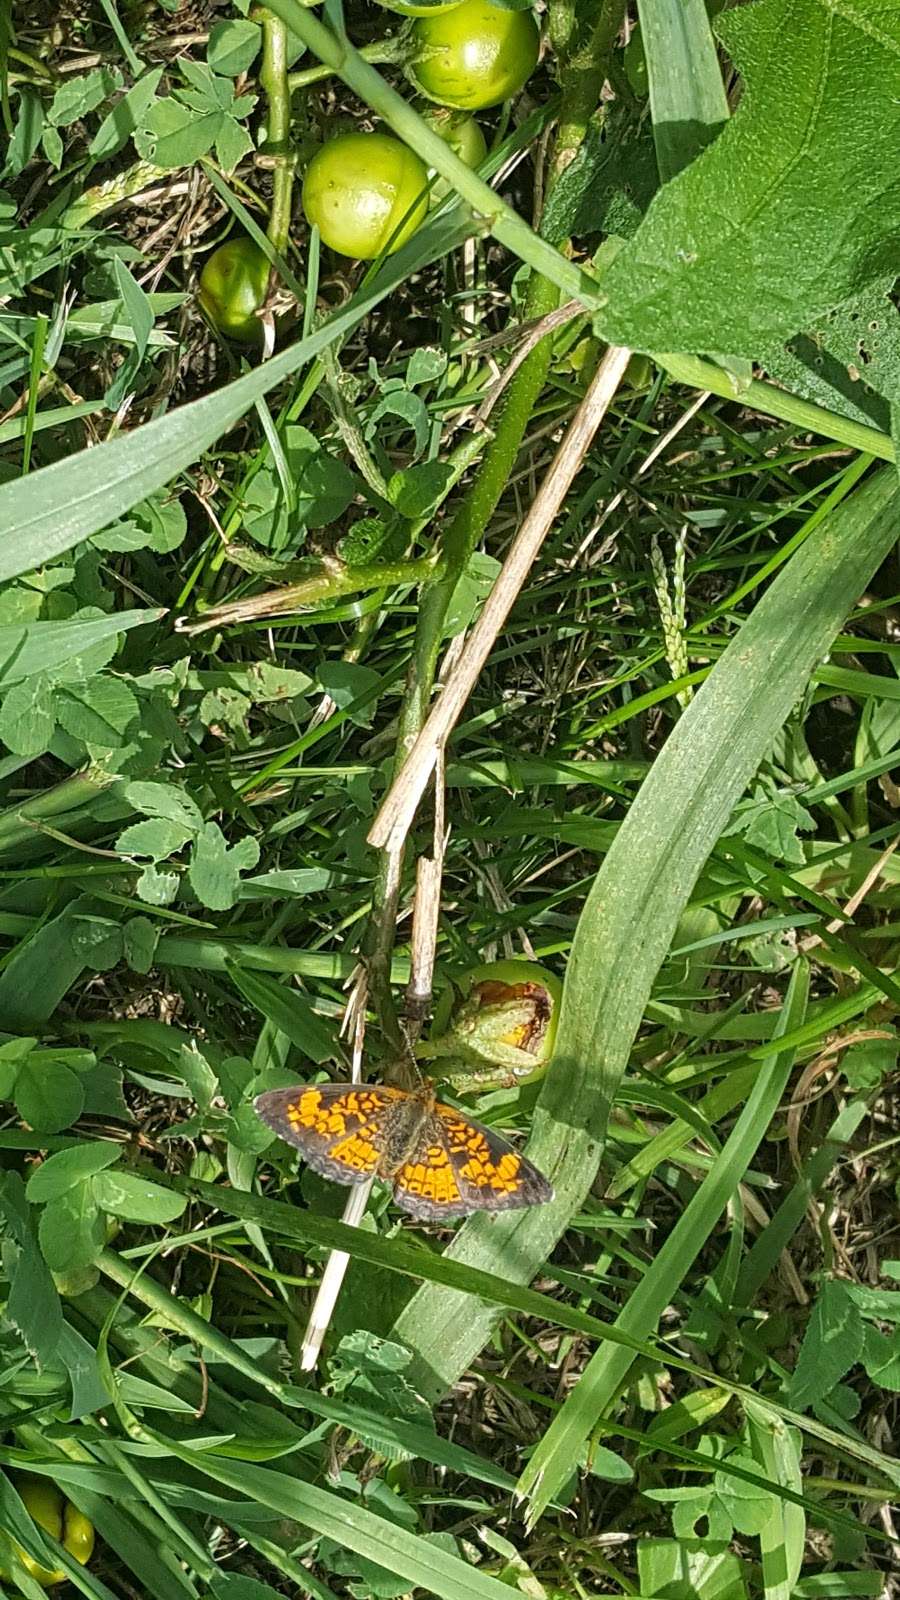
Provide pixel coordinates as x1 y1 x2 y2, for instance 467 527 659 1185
362 2 619 1044
183 553 440 632
321 346 391 500
257 8 295 256
0 767 116 852
287 36 407 90
549 0 628 179
659 352 895 462
262 0 605 309
362 292 563 1047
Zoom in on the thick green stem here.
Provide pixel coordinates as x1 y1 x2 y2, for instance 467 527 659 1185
182 554 440 633
257 8 295 257
288 37 407 91
660 353 895 463
0 767 116 852
362 2 624 1040
549 0 629 180
399 273 561 744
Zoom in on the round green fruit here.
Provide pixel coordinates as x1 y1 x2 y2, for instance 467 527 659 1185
409 0 540 111
198 237 270 342
302 132 429 260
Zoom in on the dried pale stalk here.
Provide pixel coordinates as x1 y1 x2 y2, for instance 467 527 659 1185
369 343 633 853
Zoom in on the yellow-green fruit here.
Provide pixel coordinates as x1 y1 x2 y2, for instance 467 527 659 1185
61 1507 94 1569
198 238 270 342
10 1478 95 1587
409 0 540 111
302 132 429 260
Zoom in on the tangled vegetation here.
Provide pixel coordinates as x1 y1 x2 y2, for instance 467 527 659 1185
0 1 899 1599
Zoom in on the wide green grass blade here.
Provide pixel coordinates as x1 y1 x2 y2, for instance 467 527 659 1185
383 466 900 1399
516 961 809 1524
156 1441 533 1600
0 611 161 687
638 0 729 181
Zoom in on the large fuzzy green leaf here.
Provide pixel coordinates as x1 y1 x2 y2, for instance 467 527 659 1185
597 0 900 354
386 466 900 1398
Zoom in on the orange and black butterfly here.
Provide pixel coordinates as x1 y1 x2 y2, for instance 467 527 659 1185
254 1080 553 1222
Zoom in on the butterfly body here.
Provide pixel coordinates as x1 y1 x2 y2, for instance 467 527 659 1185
255 1080 553 1221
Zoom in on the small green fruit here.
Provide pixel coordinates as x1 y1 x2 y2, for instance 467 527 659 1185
302 132 429 260
198 237 270 342
409 0 540 111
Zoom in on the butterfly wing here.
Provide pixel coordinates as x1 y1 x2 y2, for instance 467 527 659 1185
390 1102 553 1220
255 1082 406 1186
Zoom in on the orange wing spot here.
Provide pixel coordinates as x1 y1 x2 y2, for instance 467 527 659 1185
327 1133 379 1173
397 1159 462 1207
461 1151 521 1193
494 1152 520 1181
296 1088 346 1135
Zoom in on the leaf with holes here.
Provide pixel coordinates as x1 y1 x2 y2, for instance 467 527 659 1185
596 0 900 354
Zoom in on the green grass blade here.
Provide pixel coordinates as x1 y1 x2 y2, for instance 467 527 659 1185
516 961 809 1524
638 0 729 181
0 611 162 689
607 1063 759 1199
155 1442 532 1600
746 1398 805 1600
384 465 900 1400
734 1099 868 1307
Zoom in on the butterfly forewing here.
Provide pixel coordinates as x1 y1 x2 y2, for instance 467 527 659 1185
254 1082 406 1186
255 1081 554 1219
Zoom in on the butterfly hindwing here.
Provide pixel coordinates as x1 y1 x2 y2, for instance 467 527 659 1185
391 1102 553 1219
